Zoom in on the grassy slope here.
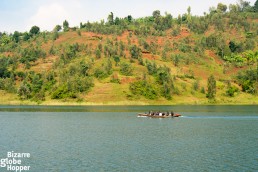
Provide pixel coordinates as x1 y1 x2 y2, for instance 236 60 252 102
1 24 258 105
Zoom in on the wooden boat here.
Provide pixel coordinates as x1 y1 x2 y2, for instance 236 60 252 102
137 113 181 118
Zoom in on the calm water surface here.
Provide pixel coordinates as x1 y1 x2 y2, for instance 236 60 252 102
0 105 257 172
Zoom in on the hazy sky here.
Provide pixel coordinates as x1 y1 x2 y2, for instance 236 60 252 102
0 0 256 33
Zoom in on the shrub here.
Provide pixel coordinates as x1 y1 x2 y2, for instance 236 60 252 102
18 82 31 100
192 80 200 91
206 75 216 99
236 69 257 94
94 68 109 79
130 45 142 59
120 62 133 76
226 86 239 97
51 84 72 99
129 80 158 99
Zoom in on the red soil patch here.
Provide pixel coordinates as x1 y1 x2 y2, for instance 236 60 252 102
117 31 130 42
142 53 159 60
226 65 248 76
53 31 107 48
192 68 209 80
120 77 136 84
206 50 223 65
173 27 190 40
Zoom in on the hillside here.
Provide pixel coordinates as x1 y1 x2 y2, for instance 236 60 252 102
0 2 258 105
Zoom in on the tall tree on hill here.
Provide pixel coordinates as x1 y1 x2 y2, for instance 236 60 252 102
54 25 62 32
186 6 192 26
107 12 114 25
238 0 252 12
13 31 21 43
127 15 132 23
254 0 258 12
152 10 161 19
63 20 69 32
207 75 216 99
217 3 228 13
29 26 40 35
229 4 240 13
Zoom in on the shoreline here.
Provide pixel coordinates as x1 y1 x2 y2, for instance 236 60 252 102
1 91 257 106
0 101 257 106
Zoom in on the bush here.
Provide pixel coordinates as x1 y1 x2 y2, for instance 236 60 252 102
19 46 46 63
226 86 239 97
236 69 257 94
129 80 158 99
146 61 158 75
94 68 108 79
18 82 31 100
130 45 142 59
120 62 133 76
51 84 73 99
95 48 101 58
206 75 216 99
192 80 200 91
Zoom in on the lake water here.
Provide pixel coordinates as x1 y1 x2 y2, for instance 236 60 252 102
0 105 257 172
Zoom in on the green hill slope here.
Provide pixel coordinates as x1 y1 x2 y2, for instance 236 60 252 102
0 2 258 105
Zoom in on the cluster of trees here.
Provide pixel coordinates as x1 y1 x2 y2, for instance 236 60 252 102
52 60 94 99
236 66 258 94
129 61 179 100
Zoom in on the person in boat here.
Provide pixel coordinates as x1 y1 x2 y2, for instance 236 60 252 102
171 111 174 117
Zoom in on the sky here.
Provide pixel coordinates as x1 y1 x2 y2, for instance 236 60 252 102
0 0 256 33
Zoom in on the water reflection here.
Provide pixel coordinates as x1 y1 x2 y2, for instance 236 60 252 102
0 105 257 113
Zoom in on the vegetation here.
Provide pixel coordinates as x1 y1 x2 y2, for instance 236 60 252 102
0 1 258 104
207 75 217 99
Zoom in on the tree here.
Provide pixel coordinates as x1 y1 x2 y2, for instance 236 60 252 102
187 6 192 24
254 0 258 12
113 56 120 66
217 3 227 13
18 82 31 100
152 10 161 19
13 31 21 43
63 20 69 32
127 15 132 23
129 80 158 100
172 54 180 67
207 75 216 99
0 34 11 46
229 41 236 52
114 17 120 25
229 4 240 13
238 0 251 12
29 26 40 35
23 32 30 41
52 31 59 41
95 49 101 59
54 25 62 32
187 6 191 15
209 6 217 14
120 62 133 76
107 12 114 25
130 45 142 59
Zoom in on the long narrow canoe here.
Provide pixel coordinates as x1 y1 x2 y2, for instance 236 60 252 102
137 113 181 118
